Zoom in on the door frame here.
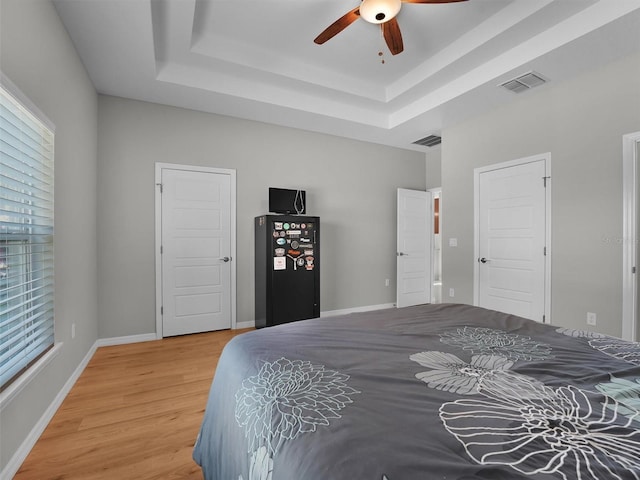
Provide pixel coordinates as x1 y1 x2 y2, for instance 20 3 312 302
154 163 237 338
473 153 552 323
622 131 640 341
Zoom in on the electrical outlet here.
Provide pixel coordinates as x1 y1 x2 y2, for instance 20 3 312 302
586 312 597 326
71 323 76 339
385 278 390 287
449 288 455 298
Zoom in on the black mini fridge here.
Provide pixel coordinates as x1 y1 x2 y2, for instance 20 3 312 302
255 215 320 328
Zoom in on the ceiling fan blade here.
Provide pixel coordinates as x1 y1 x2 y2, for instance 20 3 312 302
401 0 468 4
382 18 403 55
314 7 361 45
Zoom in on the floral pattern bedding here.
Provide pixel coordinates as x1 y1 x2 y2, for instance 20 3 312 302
193 303 640 480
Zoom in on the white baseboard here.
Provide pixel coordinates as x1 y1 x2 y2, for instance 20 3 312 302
96 333 158 347
1 341 98 480
1 332 159 479
235 321 255 330
321 303 395 317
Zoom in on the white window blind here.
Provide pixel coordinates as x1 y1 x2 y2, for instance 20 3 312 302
0 82 55 391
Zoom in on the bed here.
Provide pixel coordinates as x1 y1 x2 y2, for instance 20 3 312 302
193 303 640 480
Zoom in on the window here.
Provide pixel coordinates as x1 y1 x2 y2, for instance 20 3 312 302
0 79 55 391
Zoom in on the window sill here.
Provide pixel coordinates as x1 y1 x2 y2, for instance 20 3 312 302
0 342 63 411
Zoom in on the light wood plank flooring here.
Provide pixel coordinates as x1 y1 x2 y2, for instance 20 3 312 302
15 328 252 480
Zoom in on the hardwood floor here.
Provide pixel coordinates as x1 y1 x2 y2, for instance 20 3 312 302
15 328 252 480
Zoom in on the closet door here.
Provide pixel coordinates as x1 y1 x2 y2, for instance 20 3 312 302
159 167 232 336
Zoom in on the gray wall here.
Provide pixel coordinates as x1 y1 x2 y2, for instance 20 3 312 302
425 148 442 189
441 51 640 337
0 0 98 471
97 96 426 338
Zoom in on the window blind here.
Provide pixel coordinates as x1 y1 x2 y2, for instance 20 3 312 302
0 83 55 391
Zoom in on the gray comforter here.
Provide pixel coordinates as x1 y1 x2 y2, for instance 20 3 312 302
193 303 640 480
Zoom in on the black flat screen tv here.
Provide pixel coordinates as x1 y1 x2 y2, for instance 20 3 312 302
269 188 306 214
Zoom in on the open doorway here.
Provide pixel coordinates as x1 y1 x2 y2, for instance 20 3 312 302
428 188 442 303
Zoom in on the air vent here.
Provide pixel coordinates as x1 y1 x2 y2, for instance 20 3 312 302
413 134 441 147
500 71 547 94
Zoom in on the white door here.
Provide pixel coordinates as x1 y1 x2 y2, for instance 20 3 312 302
622 131 640 342
160 168 232 336
397 188 433 308
475 157 548 322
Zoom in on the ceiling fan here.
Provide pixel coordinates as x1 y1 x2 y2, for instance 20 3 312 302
314 0 468 56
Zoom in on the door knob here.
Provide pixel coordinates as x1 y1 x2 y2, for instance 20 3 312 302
478 257 489 263
397 252 408 256
220 256 230 262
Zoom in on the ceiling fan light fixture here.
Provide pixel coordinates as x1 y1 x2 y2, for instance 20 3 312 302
359 0 402 24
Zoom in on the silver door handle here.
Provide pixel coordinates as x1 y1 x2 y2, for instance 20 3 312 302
220 256 231 262
397 252 408 256
478 257 489 263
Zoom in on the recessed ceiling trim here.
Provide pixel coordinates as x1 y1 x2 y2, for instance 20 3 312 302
389 0 640 129
386 0 554 101
157 63 390 128
52 0 640 152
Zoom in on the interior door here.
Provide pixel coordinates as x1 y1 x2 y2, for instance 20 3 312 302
622 132 640 341
161 168 232 336
397 188 433 308
476 158 547 322
637 139 640 341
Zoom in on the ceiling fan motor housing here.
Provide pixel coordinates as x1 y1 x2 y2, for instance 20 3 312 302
360 0 402 24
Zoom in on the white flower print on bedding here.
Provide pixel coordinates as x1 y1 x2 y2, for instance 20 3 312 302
596 376 640 418
589 336 640 366
247 446 272 480
556 327 607 339
439 327 553 361
235 357 359 455
440 376 640 480
238 446 273 480
557 326 640 365
410 351 544 396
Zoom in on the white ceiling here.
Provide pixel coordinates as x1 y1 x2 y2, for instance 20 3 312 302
53 0 640 152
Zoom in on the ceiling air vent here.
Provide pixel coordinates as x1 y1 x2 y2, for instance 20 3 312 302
413 134 441 147
500 71 547 94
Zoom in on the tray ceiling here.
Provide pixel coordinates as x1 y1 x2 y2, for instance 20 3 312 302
53 0 640 151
